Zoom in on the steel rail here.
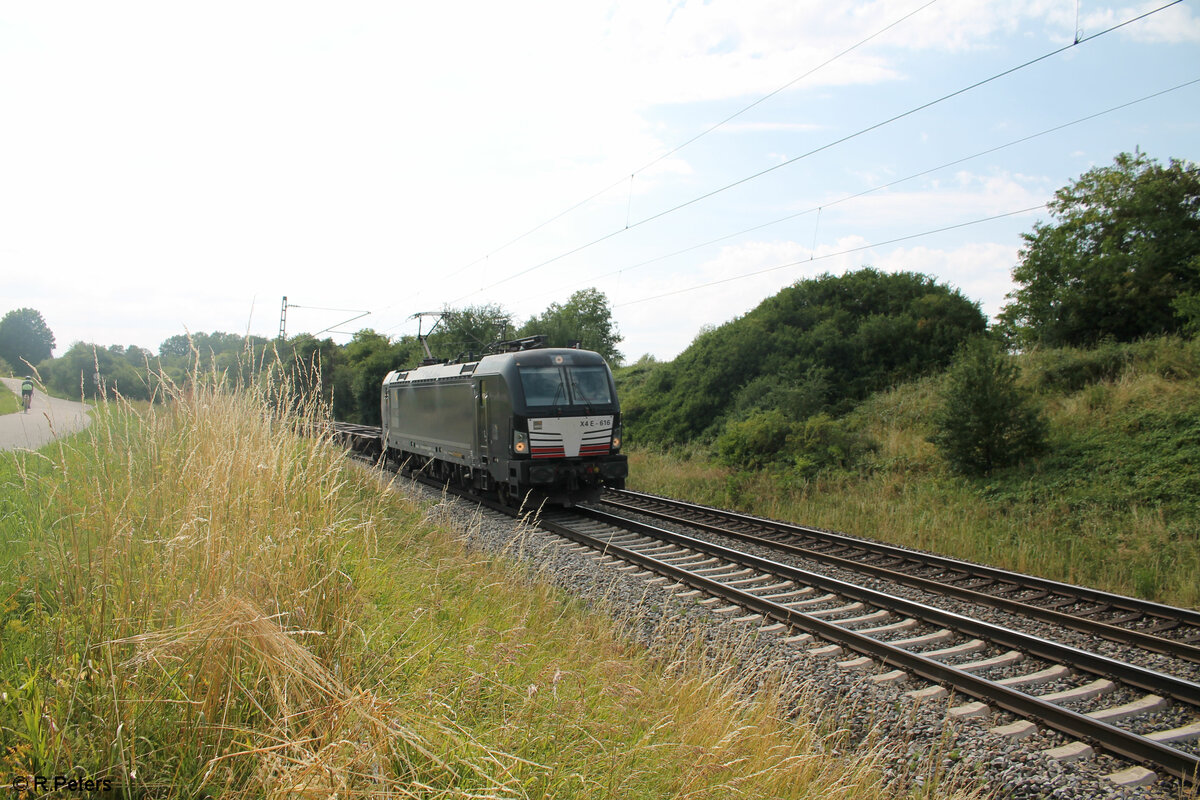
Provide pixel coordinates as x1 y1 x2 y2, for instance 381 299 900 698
571 507 1200 707
538 509 1200 784
605 489 1200 662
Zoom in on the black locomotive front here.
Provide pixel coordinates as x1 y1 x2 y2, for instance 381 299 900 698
382 347 627 506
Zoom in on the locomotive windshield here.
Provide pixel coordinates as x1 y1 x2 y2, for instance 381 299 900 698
519 365 613 407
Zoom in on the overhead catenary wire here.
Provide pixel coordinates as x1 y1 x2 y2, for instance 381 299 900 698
521 76 1200 304
450 0 1184 304
434 0 944 287
614 204 1048 308
286 303 372 337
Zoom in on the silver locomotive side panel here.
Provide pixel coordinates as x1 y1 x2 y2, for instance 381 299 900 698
400 381 475 463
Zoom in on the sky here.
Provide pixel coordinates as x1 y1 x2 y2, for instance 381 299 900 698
2 0 1199 363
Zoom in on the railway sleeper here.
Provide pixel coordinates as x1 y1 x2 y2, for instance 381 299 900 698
955 650 1024 673
857 617 920 636
916 639 987 660
786 592 838 609
1037 678 1116 703
990 720 1038 739
809 644 844 658
628 543 684 556
751 579 798 594
948 701 991 719
661 555 721 568
832 608 892 628
759 587 817 603
996 664 1071 688
724 573 782 589
1146 720 1200 745
888 629 956 649
1041 743 1159 789
837 655 875 671
805 601 866 619
1085 694 1166 723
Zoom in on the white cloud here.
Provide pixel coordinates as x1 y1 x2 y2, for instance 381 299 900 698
871 241 1021 321
1081 1 1200 43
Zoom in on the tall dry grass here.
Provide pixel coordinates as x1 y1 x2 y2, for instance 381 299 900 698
1 360 534 795
0 360 986 797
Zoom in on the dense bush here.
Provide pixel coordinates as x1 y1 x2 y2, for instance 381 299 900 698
930 338 1047 476
713 408 874 477
714 409 796 470
624 269 986 448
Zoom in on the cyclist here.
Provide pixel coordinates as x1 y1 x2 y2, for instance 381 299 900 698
20 376 34 413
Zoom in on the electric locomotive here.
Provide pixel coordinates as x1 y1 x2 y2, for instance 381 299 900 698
381 339 627 506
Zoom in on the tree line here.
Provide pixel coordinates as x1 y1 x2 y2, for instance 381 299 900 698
2 289 622 427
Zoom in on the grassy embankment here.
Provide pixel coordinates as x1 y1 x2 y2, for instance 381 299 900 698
0 369 978 798
628 336 1200 609
0 383 20 415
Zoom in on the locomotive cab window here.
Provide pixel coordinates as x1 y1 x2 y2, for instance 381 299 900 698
566 366 612 405
519 365 613 407
520 367 566 406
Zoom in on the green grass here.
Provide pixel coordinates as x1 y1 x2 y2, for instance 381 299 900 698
0 367 977 798
627 336 1200 609
0 383 19 415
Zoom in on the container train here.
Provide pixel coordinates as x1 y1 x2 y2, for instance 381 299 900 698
380 339 627 506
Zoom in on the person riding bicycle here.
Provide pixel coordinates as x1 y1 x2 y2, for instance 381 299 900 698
20 376 34 412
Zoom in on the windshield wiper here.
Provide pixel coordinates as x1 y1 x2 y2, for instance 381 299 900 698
568 375 593 413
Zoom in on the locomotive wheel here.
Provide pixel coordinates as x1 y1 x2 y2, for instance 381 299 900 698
498 482 523 509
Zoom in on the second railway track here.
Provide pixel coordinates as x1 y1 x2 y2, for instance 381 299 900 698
601 488 1200 665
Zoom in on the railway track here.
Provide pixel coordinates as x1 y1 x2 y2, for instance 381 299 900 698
536 504 1200 787
601 488 1200 665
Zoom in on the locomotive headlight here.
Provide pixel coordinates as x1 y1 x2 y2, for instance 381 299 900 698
514 430 529 454
611 426 622 452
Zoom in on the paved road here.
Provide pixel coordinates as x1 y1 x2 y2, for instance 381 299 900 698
0 377 92 451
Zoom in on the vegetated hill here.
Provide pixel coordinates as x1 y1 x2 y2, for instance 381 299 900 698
618 268 986 451
626 334 1200 607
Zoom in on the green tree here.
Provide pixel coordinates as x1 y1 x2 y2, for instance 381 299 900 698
40 342 153 401
331 329 422 424
1171 255 1200 336
999 152 1200 347
518 288 624 364
930 338 1046 476
159 331 269 359
0 308 56 373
